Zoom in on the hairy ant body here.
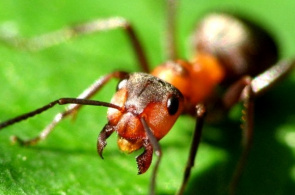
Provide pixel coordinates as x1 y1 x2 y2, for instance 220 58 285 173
0 1 294 194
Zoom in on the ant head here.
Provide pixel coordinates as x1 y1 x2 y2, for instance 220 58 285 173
107 73 184 153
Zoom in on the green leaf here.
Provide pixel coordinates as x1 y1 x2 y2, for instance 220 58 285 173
0 0 295 195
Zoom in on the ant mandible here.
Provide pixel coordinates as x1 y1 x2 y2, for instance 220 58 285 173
0 0 294 194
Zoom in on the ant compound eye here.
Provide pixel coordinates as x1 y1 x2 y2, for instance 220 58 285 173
116 79 128 91
167 95 179 115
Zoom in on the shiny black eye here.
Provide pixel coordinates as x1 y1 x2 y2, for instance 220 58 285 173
116 79 128 91
167 95 179 115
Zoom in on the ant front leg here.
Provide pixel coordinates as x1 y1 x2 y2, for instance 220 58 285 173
223 59 295 194
0 71 127 146
0 17 149 72
177 104 206 195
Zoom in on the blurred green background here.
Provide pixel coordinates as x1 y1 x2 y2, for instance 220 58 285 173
0 0 295 194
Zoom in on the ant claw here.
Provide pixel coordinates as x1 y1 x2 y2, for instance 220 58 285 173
10 135 24 145
10 135 39 146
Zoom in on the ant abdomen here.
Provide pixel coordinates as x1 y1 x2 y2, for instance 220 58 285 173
193 12 278 81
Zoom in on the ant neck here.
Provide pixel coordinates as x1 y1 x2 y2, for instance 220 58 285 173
152 53 224 106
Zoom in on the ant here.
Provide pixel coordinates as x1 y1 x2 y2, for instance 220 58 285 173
0 0 294 194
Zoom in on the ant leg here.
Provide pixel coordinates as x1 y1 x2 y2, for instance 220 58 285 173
177 104 206 195
166 0 178 60
1 71 127 146
221 76 257 194
140 117 162 195
225 78 254 195
223 59 294 194
251 59 295 95
0 18 149 72
224 59 294 110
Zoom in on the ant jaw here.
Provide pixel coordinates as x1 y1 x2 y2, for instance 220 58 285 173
98 120 153 175
97 122 154 175
97 124 115 159
136 139 153 175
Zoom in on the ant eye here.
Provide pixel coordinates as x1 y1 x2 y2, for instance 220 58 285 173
116 79 128 91
167 95 179 115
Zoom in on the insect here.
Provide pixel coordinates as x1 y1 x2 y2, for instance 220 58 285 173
0 0 295 195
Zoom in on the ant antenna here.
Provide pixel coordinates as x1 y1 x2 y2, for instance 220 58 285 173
0 98 122 130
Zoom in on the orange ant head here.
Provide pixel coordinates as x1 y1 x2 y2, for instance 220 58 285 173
106 73 184 153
